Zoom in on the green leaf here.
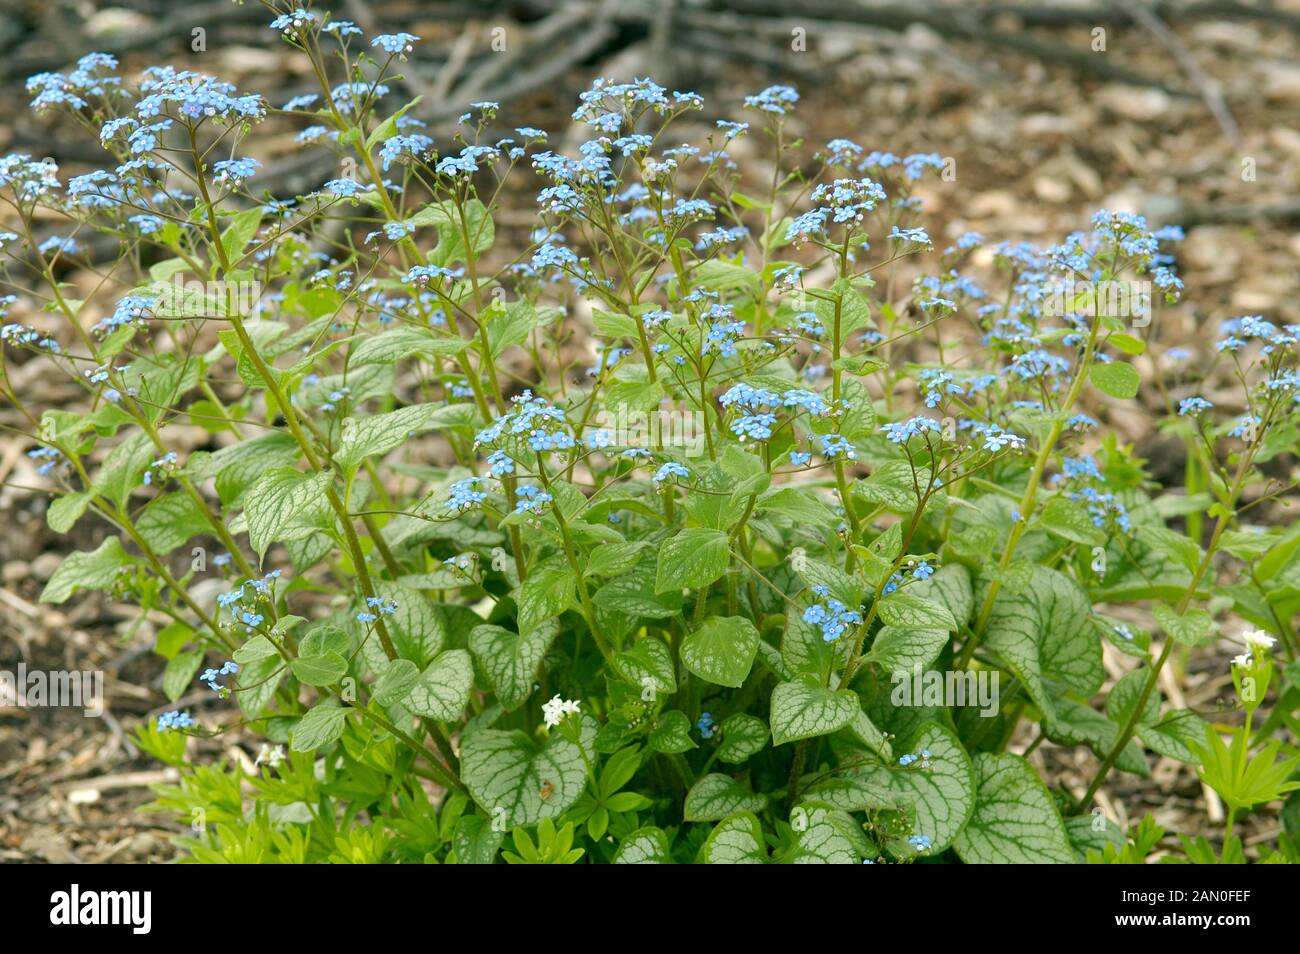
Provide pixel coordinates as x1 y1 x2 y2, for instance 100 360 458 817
205 431 300 506
369 581 446 666
594 563 682 619
583 540 648 579
299 623 351 658
648 711 697 754
681 616 760 688
1089 361 1140 399
1137 709 1205 764
1043 697 1149 777
136 492 210 554
770 678 860 745
487 299 548 359
412 198 495 265
47 491 92 534
365 96 422 149
40 536 130 604
1153 603 1214 646
1105 668 1161 728
1065 813 1126 861
405 649 474 720
953 753 1075 863
781 807 861 864
242 467 334 560
877 590 957 631
911 563 973 629
334 403 464 472
451 815 503 865
612 636 677 697
718 713 768 764
613 826 672 864
655 528 730 594
235 653 284 719
220 207 264 264
980 565 1102 719
291 704 349 751
93 432 153 509
1135 525 1203 576
803 766 898 813
460 727 587 829
516 556 576 633
1109 332 1146 356
373 658 420 706
233 635 279 666
163 651 202 702
849 709 893 761
1039 495 1106 546
877 722 976 856
853 461 928 515
468 622 558 710
591 308 640 339
350 326 469 367
291 651 347 687
867 626 949 677
757 486 836 525
699 812 768 864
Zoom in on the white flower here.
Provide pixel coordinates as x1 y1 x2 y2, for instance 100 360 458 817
1231 653 1253 670
542 694 581 728
255 743 285 768
1241 629 1276 655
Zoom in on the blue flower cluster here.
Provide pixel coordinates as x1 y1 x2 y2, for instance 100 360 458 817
803 585 864 642
157 710 195 732
476 389 575 455
200 660 239 692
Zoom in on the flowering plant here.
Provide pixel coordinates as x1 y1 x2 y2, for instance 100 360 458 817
6 2 1300 864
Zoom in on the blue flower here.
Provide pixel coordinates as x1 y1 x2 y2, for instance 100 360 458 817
212 157 260 186
743 84 799 115
371 33 419 57
447 477 488 512
323 178 367 197
378 134 432 171
732 412 777 442
269 8 316 36
514 485 553 514
818 434 857 460
157 710 195 732
696 712 716 738
1228 415 1260 439
889 225 932 247
1178 396 1213 416
804 597 864 642
880 416 940 443
653 462 691 485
